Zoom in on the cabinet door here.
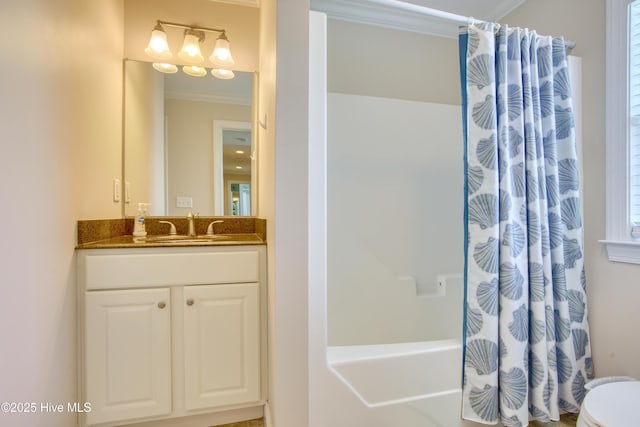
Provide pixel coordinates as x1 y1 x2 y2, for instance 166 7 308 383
84 288 171 425
183 283 260 410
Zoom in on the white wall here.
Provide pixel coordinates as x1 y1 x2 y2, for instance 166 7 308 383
327 93 463 345
504 0 640 380
259 0 310 425
0 0 123 426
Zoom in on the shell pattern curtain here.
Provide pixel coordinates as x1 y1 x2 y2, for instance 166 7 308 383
460 23 593 426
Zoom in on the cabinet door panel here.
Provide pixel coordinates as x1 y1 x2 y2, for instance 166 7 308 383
183 283 260 410
85 288 171 425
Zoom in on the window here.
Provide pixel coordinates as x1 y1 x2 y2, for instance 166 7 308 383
603 0 640 263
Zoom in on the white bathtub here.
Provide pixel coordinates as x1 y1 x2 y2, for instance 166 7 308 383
325 339 481 427
328 339 462 407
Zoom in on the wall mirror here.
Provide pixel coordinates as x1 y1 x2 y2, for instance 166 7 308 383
123 59 257 217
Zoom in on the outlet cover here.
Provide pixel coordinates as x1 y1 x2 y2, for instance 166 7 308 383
176 196 193 208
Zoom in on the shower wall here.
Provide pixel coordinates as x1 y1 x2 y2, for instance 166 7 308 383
327 92 463 346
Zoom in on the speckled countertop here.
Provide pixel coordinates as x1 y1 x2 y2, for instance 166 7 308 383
76 217 266 249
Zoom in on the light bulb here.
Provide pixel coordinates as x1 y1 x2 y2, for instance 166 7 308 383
178 30 204 63
145 24 172 60
210 34 235 67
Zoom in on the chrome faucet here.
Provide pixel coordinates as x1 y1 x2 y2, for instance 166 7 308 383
187 212 196 236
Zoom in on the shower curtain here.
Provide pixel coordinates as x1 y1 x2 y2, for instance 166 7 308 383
459 23 593 426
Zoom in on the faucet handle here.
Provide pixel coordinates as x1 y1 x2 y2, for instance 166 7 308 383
158 221 177 235
206 220 224 236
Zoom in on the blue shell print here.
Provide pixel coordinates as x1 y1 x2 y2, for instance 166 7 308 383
503 222 526 257
552 264 568 302
477 277 499 315
466 339 499 375
508 304 528 342
572 329 590 359
539 81 555 118
468 30 480 56
467 306 484 336
567 289 585 323
556 346 574 384
572 371 586 404
555 106 575 139
536 44 553 78
474 237 500 274
529 351 545 388
546 173 560 208
548 213 564 250
476 133 498 170
530 315 546 344
500 367 527 410
554 309 572 342
554 68 572 100
473 95 498 130
470 384 499 421
558 159 580 194
468 166 484 195
561 197 582 230
528 262 546 302
552 38 567 67
508 163 525 198
563 236 583 269
468 53 494 90
468 193 499 230
500 263 525 300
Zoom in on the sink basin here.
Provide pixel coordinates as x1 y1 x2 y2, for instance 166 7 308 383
145 234 231 244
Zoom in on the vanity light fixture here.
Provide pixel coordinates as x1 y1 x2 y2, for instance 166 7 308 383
235 150 245 154
145 20 235 79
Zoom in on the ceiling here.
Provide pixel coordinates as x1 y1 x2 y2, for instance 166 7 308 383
310 0 527 38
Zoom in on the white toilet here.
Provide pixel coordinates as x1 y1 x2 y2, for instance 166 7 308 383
577 377 640 427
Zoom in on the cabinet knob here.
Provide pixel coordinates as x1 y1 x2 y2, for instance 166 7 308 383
158 302 166 309
186 298 194 306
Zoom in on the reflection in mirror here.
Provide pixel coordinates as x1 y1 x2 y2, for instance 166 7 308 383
123 59 255 217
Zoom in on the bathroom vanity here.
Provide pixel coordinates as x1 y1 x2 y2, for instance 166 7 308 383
75 220 267 427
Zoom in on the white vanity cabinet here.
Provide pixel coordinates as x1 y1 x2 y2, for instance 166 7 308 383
76 245 267 427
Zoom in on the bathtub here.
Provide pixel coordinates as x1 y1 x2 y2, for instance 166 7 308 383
325 340 480 426
328 339 461 408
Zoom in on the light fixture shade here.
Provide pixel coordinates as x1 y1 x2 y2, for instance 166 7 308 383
183 65 207 77
145 25 172 60
211 68 234 80
178 30 204 63
210 34 235 67
152 63 178 73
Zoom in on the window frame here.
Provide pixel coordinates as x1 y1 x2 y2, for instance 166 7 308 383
602 0 640 263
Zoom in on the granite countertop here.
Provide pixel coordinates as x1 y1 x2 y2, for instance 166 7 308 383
76 217 266 249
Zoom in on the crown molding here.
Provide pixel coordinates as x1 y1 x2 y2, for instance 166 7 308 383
165 90 251 106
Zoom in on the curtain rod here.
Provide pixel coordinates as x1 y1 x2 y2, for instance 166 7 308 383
366 0 576 50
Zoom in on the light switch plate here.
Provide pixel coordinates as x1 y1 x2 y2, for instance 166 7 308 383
113 178 121 202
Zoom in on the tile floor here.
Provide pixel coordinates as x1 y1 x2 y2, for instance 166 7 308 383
214 413 578 427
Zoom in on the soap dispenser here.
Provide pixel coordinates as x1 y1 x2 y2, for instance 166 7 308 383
133 203 148 237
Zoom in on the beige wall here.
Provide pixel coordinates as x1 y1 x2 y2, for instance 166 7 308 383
0 0 123 426
328 19 460 105
504 0 640 380
165 98 251 215
124 0 259 72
